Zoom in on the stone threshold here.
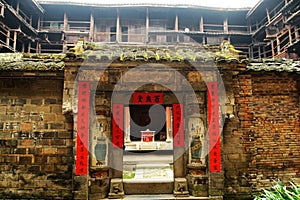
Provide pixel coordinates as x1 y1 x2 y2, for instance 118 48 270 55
104 194 221 199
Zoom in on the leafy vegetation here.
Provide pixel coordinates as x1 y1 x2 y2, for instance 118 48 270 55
254 181 300 200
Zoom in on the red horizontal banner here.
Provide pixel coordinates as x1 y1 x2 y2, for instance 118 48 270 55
112 104 124 148
132 92 164 104
173 104 184 147
207 82 221 172
76 82 90 175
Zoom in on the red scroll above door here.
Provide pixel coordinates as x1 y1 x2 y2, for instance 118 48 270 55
132 92 164 104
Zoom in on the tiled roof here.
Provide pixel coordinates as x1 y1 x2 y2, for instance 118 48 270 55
247 58 300 74
65 41 246 63
0 43 299 74
0 53 65 71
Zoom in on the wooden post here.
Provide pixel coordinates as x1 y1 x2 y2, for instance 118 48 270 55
16 1 19 14
295 27 299 39
271 40 275 57
89 13 94 41
249 20 252 33
199 16 204 32
248 47 251 58
21 42 25 52
62 33 67 53
263 45 266 58
124 107 131 143
37 17 41 31
64 12 68 31
13 31 17 51
175 14 178 31
28 41 31 53
276 36 280 54
146 8 149 43
116 8 120 42
224 18 228 33
6 30 10 46
288 25 292 45
166 107 172 142
175 13 179 43
266 8 271 23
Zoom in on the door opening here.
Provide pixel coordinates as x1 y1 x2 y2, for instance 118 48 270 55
122 104 174 194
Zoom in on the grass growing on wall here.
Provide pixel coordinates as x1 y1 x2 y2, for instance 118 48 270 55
254 181 300 200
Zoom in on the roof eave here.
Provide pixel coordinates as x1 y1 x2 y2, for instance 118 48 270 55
38 1 251 11
32 0 45 14
246 0 264 19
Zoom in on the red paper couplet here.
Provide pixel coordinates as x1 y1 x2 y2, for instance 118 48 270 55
173 104 184 147
207 82 221 172
132 92 164 104
112 104 124 148
76 82 90 175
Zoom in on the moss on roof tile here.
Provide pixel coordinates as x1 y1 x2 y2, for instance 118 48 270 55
66 40 245 63
247 58 300 74
0 53 65 71
0 41 299 74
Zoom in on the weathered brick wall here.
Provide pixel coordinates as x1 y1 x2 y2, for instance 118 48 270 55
249 72 300 189
223 71 300 199
0 77 73 198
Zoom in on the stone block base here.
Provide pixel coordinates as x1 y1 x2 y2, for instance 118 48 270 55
173 178 189 197
108 178 124 199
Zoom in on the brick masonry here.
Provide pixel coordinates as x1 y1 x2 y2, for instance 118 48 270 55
0 77 73 199
0 61 299 199
223 71 300 199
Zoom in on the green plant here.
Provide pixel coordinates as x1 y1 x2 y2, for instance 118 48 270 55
254 181 300 200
